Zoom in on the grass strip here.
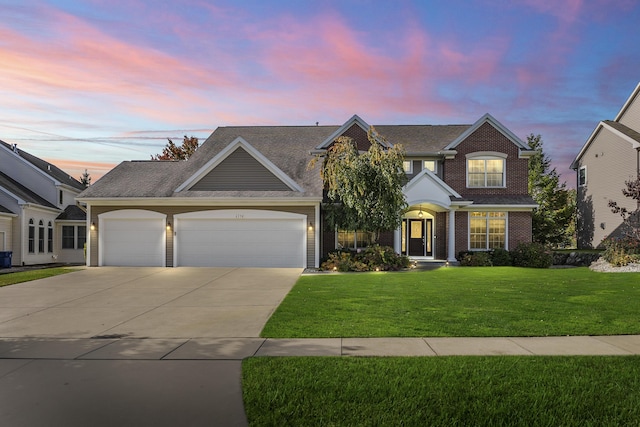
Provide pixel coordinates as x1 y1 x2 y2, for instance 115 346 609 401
262 267 640 337
0 268 80 287
243 356 640 426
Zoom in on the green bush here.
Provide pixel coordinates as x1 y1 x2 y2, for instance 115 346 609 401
320 246 410 272
511 242 552 268
459 251 492 267
490 248 512 266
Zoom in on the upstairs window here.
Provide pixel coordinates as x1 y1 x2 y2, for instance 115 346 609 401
467 155 505 188
578 166 587 187
423 160 437 173
402 161 413 173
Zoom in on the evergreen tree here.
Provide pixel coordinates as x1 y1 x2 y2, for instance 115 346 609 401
80 169 91 187
527 134 575 247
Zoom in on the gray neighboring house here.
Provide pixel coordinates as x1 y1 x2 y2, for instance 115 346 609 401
78 113 536 268
571 82 640 248
0 141 87 266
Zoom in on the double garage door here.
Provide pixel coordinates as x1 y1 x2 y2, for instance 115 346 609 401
99 209 307 268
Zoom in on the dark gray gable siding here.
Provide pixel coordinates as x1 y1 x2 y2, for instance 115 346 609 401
189 147 293 191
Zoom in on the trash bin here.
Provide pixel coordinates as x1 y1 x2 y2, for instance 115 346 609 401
0 251 12 268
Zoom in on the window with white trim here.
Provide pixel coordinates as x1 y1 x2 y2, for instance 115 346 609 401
469 212 506 250
337 230 374 250
47 221 53 253
28 219 35 253
423 160 437 173
38 220 45 253
402 160 412 173
467 157 505 187
578 166 587 187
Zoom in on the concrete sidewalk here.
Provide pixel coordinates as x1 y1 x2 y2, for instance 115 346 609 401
2 335 640 360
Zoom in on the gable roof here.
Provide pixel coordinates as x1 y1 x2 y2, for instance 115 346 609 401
614 81 640 122
175 137 304 192
79 114 526 201
0 140 85 191
571 120 640 170
444 113 530 152
0 171 59 209
57 204 87 221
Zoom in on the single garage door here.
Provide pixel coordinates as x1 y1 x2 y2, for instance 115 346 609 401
99 210 166 267
174 210 306 268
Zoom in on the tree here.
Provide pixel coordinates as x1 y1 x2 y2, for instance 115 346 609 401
79 169 91 187
527 134 575 247
311 126 407 242
608 177 640 241
151 135 199 160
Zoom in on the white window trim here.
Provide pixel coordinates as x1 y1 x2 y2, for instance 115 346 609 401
403 160 413 174
466 152 507 188
423 160 437 173
468 211 508 251
61 225 86 250
578 166 587 187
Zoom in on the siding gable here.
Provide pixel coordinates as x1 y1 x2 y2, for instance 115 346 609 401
190 146 293 191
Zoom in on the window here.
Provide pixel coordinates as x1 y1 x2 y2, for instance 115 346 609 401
77 226 86 250
578 166 587 187
38 220 45 253
337 230 373 250
62 226 75 249
47 222 53 253
469 212 506 250
423 160 437 173
467 157 505 187
62 225 86 250
59 190 64 205
402 160 413 173
28 219 35 253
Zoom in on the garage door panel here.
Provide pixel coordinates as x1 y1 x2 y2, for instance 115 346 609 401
102 219 165 267
176 216 305 268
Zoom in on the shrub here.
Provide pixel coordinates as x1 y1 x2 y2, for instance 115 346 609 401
511 242 553 268
602 237 640 266
320 246 410 272
459 251 492 267
490 248 512 266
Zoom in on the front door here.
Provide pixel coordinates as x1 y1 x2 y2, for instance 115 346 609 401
407 218 433 257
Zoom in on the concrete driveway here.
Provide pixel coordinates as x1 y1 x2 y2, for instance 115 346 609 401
0 267 300 427
0 267 300 339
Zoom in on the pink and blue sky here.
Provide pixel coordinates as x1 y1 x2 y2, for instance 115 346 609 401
1 0 639 184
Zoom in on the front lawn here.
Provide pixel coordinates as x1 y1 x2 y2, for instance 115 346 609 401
0 267 80 287
243 356 640 426
261 267 640 337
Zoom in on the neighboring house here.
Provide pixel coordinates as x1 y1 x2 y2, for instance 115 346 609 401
77 113 536 268
571 82 640 248
0 141 87 266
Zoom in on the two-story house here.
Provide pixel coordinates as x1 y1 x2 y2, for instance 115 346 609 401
0 141 87 266
77 113 536 268
571 82 640 248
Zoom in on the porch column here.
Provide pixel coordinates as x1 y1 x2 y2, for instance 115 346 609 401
447 209 457 262
393 226 401 254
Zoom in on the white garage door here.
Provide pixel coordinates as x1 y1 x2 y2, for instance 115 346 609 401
175 210 306 268
99 210 166 267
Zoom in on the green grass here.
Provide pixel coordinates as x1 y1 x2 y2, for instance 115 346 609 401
0 267 80 287
261 267 640 337
242 356 640 426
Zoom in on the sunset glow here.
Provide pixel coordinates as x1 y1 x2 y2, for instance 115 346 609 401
0 0 638 182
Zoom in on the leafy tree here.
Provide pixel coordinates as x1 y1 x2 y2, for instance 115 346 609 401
311 126 407 242
527 134 575 247
79 169 91 187
608 177 640 241
151 135 199 160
